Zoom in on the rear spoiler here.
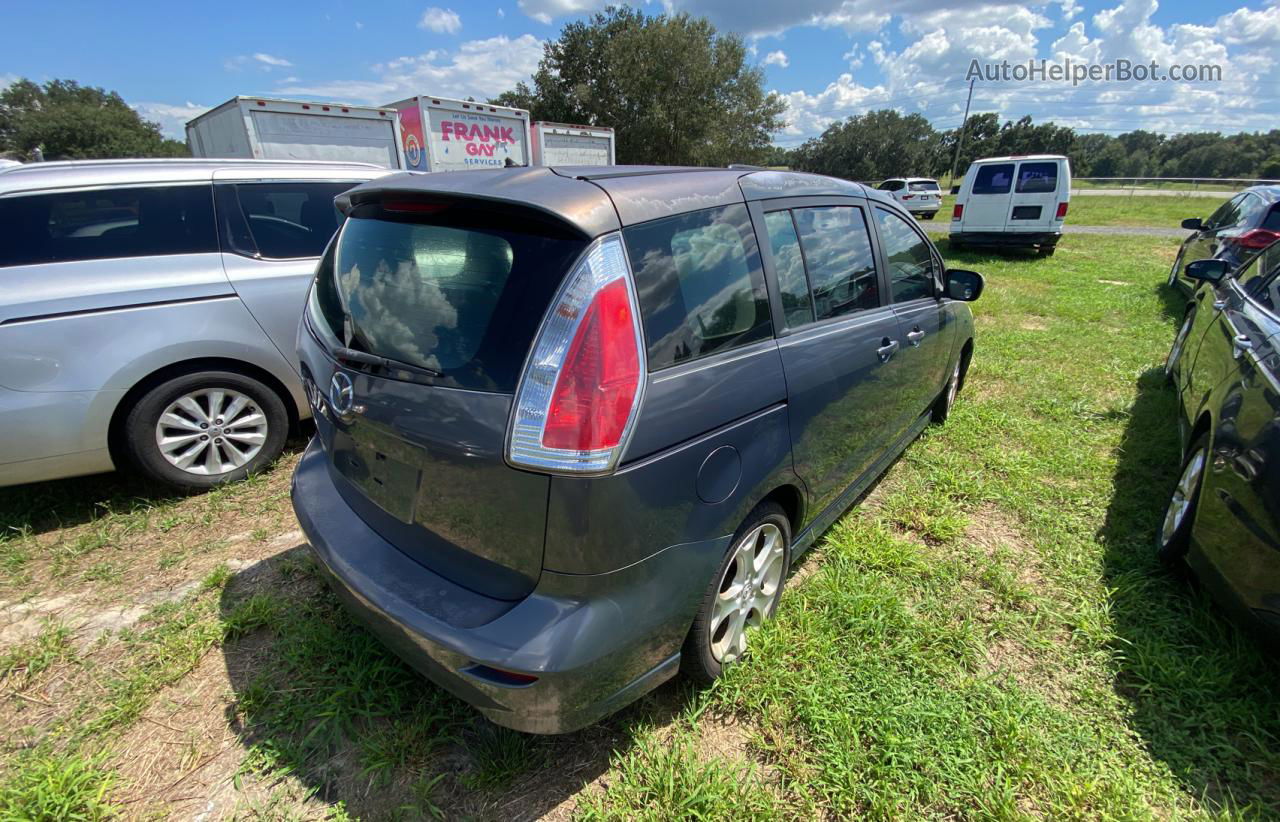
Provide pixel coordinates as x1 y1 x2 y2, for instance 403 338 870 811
335 169 620 239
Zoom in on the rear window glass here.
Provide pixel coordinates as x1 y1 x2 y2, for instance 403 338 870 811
1015 162 1059 193
908 181 939 192
625 204 772 370
0 185 216 268
315 209 586 392
972 164 1014 195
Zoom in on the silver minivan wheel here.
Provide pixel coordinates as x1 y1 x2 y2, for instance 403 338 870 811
125 369 289 491
155 388 269 476
709 521 787 664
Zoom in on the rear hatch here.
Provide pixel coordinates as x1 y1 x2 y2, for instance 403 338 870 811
305 194 591 599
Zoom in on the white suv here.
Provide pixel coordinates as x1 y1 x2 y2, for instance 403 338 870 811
877 178 942 219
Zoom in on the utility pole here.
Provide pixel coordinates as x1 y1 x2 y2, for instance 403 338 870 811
948 77 975 186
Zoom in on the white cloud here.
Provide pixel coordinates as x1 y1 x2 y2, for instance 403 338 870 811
274 34 544 105
355 21 365 30
763 50 790 68
225 53 294 72
131 101 211 139
253 53 293 67
419 7 462 34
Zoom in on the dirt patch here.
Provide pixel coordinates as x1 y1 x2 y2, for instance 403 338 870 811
1019 319 1049 331
962 504 1045 591
1096 279 1132 286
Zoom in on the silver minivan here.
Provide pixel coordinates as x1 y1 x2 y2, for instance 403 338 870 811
0 159 390 489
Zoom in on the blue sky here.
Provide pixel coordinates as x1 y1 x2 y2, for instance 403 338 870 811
1 0 1275 146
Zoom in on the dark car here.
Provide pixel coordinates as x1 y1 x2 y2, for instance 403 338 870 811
1161 241 1280 639
291 166 983 733
1169 185 1280 292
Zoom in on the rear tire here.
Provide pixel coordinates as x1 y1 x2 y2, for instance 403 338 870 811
1156 434 1208 568
124 370 289 491
932 355 965 425
681 502 791 686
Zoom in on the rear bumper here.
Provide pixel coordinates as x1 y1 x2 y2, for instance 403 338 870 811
902 201 939 213
291 438 729 733
949 230 1062 248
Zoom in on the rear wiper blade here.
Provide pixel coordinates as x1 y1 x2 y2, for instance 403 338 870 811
333 346 442 379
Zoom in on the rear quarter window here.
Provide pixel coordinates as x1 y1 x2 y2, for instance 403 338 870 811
971 164 1015 195
625 204 772 370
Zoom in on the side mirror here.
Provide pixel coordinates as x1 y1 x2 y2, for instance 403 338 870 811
1184 259 1228 284
950 185 961 195
946 269 984 301
1181 217 1203 231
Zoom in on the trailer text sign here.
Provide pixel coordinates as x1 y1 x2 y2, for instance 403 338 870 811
427 109 525 171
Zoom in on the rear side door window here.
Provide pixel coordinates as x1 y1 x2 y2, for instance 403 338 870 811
216 181 356 260
763 210 814 328
792 205 879 321
0 185 216 268
625 204 772 370
971 164 1015 195
874 207 937 303
1015 162 1058 194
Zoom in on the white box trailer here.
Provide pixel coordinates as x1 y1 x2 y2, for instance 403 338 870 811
186 97 405 169
385 95 532 172
531 122 615 166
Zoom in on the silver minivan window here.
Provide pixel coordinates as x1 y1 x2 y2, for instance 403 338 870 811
0 185 216 268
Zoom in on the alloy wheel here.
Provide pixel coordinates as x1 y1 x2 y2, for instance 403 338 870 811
1161 447 1206 548
945 361 961 413
709 522 786 664
154 388 269 476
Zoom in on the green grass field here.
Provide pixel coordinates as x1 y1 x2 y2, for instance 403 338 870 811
926 193 1217 230
1 232 1277 819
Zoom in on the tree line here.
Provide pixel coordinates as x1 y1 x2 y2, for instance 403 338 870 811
777 109 1280 183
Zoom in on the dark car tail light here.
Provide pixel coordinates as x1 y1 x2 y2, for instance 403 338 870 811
508 233 645 474
952 204 963 221
1233 228 1280 250
1055 202 1069 219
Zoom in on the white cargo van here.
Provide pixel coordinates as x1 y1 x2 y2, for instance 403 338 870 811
186 97 405 169
531 122 615 166
950 155 1070 254
385 96 532 172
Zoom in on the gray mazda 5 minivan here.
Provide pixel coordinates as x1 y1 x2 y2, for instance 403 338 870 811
292 165 983 733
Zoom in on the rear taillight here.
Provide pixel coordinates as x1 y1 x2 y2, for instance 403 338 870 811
1233 228 1280 250
902 194 914 200
508 233 644 474
1055 202 1069 219
952 204 963 221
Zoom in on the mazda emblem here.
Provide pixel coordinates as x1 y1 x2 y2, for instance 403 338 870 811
329 371 355 417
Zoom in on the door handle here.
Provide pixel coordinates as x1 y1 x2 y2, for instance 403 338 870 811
906 328 926 346
1233 334 1253 358
877 338 900 362
1213 299 1227 311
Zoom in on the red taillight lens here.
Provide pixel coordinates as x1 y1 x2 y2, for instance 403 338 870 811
1233 228 1280 249
542 279 640 450
508 233 644 474
902 194 914 200
952 204 963 220
1055 202 1069 219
